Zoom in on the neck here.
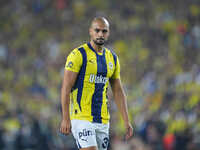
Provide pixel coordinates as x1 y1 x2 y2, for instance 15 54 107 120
90 40 103 53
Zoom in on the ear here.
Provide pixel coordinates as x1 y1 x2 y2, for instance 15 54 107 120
89 27 92 36
107 29 110 36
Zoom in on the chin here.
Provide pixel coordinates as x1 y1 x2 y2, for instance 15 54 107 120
94 40 105 46
96 43 104 46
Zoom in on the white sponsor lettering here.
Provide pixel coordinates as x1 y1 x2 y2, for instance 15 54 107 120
89 74 108 84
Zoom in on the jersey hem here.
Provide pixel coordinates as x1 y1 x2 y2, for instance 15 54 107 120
70 117 109 124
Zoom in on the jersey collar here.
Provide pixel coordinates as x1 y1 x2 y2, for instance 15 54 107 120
87 42 105 56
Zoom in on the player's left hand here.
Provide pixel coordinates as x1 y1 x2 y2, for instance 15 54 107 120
125 122 133 140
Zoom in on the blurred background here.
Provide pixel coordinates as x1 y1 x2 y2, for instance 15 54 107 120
1 0 200 150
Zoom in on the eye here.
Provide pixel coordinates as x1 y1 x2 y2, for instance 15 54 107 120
102 29 108 33
95 29 100 33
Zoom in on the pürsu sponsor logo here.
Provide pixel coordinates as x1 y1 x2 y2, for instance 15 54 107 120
78 129 93 139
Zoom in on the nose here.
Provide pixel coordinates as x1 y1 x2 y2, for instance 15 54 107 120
98 31 103 37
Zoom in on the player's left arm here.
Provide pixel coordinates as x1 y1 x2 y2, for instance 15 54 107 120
110 78 133 140
110 55 133 140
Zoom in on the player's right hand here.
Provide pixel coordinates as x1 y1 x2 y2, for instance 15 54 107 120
60 119 71 135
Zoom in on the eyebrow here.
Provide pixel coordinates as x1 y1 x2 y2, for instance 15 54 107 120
94 28 108 32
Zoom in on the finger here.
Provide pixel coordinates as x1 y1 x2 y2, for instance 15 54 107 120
60 131 68 136
125 133 130 140
59 129 66 135
60 127 65 134
60 125 68 135
66 127 70 134
65 127 70 134
65 125 72 135
125 127 133 140
128 127 133 137
126 133 131 140
68 127 71 133
68 126 72 134
66 124 71 133
60 126 63 133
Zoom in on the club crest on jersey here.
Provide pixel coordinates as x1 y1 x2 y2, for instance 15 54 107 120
67 61 73 68
109 62 113 70
89 74 108 84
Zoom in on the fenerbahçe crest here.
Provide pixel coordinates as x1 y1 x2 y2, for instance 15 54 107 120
109 62 113 70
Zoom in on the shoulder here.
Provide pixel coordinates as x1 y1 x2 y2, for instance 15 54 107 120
74 43 89 54
72 43 85 51
105 46 118 56
77 43 89 51
105 46 118 65
69 43 87 55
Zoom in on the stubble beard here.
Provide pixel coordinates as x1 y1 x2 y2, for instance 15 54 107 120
93 38 106 46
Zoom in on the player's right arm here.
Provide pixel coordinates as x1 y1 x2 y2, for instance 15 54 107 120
60 49 82 135
60 70 78 135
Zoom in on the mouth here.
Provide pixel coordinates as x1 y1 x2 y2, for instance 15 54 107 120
97 38 104 41
93 38 106 45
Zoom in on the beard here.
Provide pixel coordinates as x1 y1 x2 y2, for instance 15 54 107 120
93 38 106 46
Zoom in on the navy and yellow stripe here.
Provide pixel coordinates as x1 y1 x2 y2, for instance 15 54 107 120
65 43 120 124
88 43 107 123
76 47 87 111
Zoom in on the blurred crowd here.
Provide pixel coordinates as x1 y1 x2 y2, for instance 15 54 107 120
0 0 200 150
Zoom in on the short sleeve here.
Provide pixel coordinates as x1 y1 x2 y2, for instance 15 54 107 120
65 49 82 72
111 56 120 79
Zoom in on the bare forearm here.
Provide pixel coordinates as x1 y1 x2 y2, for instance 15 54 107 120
61 86 71 121
114 88 130 125
110 78 133 139
60 70 78 122
60 70 78 135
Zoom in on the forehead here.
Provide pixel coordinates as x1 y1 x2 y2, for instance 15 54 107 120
91 21 109 29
